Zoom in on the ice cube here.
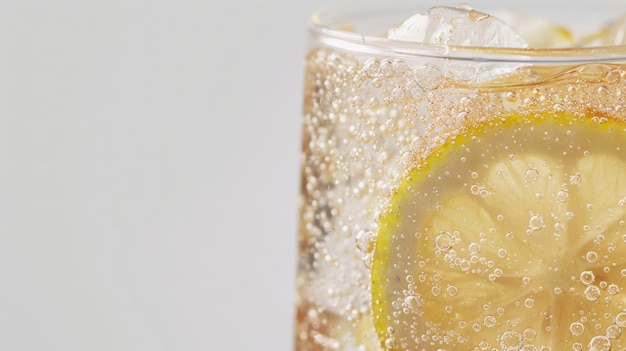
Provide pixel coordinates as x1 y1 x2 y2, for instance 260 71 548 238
387 6 528 48
385 6 528 84
581 15 626 46
494 10 574 48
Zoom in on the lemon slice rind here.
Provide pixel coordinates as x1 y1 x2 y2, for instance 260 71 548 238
372 112 626 350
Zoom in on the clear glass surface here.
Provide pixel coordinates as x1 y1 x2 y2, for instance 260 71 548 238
295 2 626 350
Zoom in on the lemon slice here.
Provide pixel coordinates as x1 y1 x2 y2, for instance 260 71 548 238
372 112 626 350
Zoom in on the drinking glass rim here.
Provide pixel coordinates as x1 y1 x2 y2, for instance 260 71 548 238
310 2 626 63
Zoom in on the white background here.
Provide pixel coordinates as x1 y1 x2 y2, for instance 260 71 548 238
0 0 334 350
0 0 606 350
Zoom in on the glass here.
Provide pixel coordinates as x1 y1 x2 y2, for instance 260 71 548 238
295 2 626 350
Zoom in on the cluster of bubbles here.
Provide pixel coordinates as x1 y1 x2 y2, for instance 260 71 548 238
296 45 626 351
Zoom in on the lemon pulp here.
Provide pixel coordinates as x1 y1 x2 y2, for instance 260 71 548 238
372 112 626 350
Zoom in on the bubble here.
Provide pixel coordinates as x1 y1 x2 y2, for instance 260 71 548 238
557 189 570 202
523 328 537 341
409 85 425 100
528 214 544 231
580 271 595 285
608 284 620 295
414 64 442 90
472 322 481 332
470 184 481 195
350 95 364 108
355 230 376 253
460 259 471 271
452 65 477 82
524 298 535 308
586 251 598 263
384 337 395 349
570 322 585 336
498 248 508 258
368 97 379 108
500 330 522 351
579 64 608 83
605 68 623 83
521 346 538 351
570 173 582 185
435 232 454 251
606 324 621 339
431 285 441 296
444 252 456 264
505 91 518 102
524 168 539 182
484 315 496 327
446 285 458 297
585 286 601 301
363 59 380 78
469 242 481 254
588 335 611 351
572 342 583 351
615 312 626 327
392 59 409 73
380 59 394 76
